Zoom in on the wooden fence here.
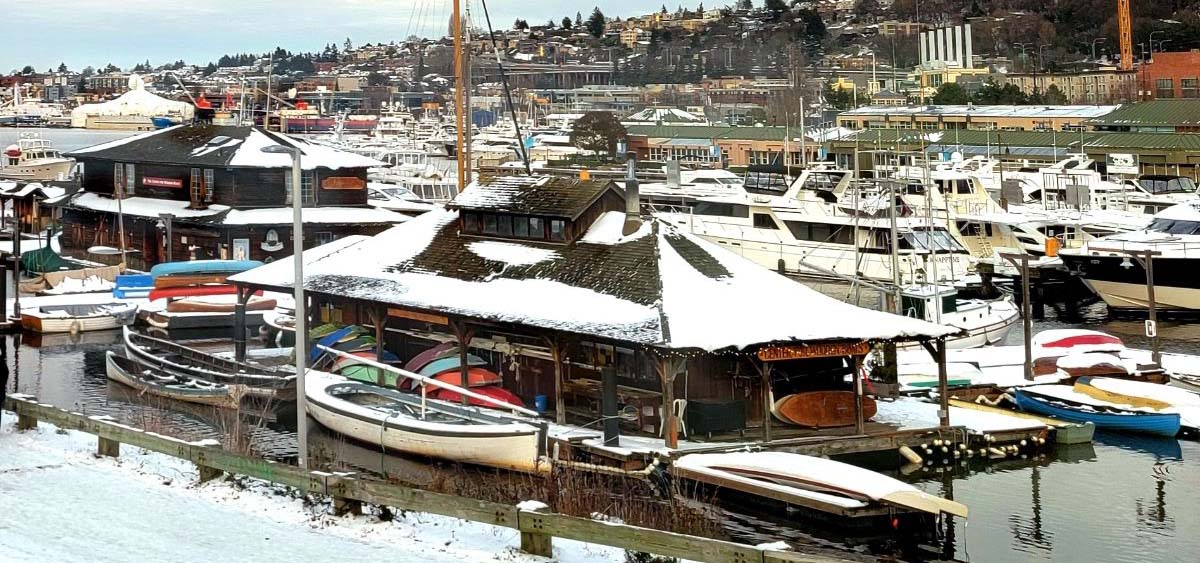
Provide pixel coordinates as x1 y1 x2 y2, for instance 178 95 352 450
3 394 845 563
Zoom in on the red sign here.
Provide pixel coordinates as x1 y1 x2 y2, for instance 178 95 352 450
143 176 183 189
322 176 365 190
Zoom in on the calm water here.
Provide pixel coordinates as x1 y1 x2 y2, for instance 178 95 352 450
2 128 1198 562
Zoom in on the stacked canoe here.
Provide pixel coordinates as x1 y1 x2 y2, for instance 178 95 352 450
401 342 523 409
142 260 272 329
772 391 877 428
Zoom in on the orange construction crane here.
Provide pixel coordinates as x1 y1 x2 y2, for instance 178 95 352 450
1118 0 1133 70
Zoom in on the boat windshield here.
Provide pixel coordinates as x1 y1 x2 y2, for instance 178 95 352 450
1148 218 1200 235
900 229 967 252
1141 176 1198 195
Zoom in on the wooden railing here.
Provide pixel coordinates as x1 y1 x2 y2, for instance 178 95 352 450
3 393 844 563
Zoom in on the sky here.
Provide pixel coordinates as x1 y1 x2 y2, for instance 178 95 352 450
5 0 654 73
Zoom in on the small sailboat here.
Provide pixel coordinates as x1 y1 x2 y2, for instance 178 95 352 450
673 452 968 519
1013 385 1181 437
305 370 546 473
105 352 245 409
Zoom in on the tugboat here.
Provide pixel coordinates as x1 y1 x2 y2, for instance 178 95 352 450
0 135 75 181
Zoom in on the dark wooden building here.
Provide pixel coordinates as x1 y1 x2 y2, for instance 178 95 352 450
54 124 408 270
232 174 954 457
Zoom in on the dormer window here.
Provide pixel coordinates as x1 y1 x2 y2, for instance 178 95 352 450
462 212 558 242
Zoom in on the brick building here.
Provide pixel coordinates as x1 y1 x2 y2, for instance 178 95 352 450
1139 51 1200 100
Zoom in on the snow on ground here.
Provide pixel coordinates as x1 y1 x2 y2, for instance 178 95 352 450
0 412 625 563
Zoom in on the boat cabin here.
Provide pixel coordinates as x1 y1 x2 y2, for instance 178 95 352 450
52 124 407 270
231 174 955 465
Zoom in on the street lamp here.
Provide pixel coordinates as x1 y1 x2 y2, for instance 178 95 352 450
1038 44 1052 71
1155 39 1172 54
1149 31 1165 54
1091 38 1106 62
260 143 309 468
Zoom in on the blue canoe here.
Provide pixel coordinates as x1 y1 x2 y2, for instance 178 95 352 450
151 259 264 279
417 355 488 377
1013 388 1181 437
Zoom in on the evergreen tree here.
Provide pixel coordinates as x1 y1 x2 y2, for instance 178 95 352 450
203 62 217 76
764 0 788 19
586 7 606 38
931 82 971 104
57 62 68 73
576 11 583 27
562 16 573 29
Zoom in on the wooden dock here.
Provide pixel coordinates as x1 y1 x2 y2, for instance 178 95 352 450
949 399 1095 444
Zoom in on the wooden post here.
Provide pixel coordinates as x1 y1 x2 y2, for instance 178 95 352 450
330 472 363 516
16 411 36 431
518 503 553 558
759 360 772 443
97 436 120 458
548 336 566 424
652 354 681 449
451 320 474 406
234 285 251 362
1001 253 1034 381
370 307 386 386
937 338 950 428
853 354 865 434
198 465 223 483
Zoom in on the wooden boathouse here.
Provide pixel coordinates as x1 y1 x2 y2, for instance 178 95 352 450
230 174 958 464
50 124 408 270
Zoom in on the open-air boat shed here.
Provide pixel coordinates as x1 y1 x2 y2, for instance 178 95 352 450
230 174 956 454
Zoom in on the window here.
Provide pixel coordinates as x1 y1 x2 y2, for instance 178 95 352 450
315 231 336 245
122 163 135 196
1157 78 1175 99
190 168 202 204
549 219 566 242
752 213 778 229
284 171 316 205
113 164 124 195
692 201 749 217
497 214 513 237
204 169 215 202
528 217 544 239
482 214 498 235
1182 78 1199 99
513 215 530 238
462 212 480 233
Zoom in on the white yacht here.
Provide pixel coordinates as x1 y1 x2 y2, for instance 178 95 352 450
894 284 1019 349
0 136 75 181
1060 201 1200 313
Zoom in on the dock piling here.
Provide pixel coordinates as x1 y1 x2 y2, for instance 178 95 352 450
97 436 120 458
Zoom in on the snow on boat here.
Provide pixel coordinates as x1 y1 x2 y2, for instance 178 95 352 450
305 370 547 473
123 327 294 400
1074 376 1199 431
672 452 968 519
1013 385 1181 437
1168 372 1200 394
105 352 245 409
20 302 138 333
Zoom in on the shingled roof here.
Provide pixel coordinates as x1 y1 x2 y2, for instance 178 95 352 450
231 209 952 351
449 175 621 220
67 123 382 170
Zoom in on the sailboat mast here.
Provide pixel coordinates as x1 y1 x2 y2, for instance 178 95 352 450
453 0 467 190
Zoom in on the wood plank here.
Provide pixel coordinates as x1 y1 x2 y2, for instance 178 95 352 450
349 478 518 529
518 511 761 563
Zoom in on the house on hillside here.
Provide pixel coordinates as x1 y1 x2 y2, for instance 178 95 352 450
53 123 408 269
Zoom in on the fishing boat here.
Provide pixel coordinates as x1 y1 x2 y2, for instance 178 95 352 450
895 284 1020 350
105 352 245 409
122 327 294 400
305 370 546 473
20 302 138 333
672 452 968 519
1013 385 1181 437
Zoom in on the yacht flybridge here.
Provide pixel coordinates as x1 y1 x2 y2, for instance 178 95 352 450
0 136 75 181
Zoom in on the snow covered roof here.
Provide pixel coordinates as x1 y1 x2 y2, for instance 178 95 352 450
68 124 383 171
230 208 952 352
55 192 405 226
450 175 620 220
623 107 706 124
0 181 66 200
69 88 195 126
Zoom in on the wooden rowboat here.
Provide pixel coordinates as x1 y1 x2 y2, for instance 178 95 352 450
153 273 230 289
1013 386 1181 437
305 370 547 473
123 327 294 400
1168 372 1200 395
105 352 245 409
166 296 276 313
772 391 876 428
21 303 138 334
673 452 968 519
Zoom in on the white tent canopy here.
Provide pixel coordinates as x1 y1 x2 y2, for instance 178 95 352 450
71 77 194 127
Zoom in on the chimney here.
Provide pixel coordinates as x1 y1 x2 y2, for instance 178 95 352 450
623 152 641 236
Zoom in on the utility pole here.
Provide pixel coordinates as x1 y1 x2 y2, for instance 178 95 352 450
1000 253 1034 381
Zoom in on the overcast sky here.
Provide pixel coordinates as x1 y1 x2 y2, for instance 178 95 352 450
6 0 656 73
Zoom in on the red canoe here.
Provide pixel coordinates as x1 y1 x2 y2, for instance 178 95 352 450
429 385 524 409
149 285 258 301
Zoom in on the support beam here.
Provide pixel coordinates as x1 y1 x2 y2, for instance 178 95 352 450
546 336 566 424
757 361 773 443
450 320 474 406
651 353 685 450
937 338 950 428
233 285 251 362
853 355 865 434
370 307 387 386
